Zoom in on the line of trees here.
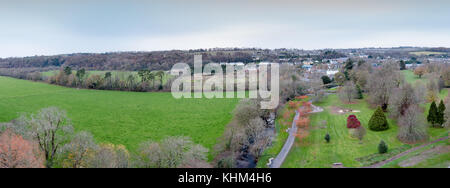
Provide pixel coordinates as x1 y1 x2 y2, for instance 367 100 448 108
48 67 174 92
0 107 209 168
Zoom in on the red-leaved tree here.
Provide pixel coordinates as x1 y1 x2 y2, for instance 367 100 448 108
0 130 44 168
347 115 361 129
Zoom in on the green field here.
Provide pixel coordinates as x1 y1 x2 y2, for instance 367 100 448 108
280 93 448 168
0 76 239 158
402 70 424 85
409 51 447 56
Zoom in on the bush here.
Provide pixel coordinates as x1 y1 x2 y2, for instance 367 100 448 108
347 115 361 129
324 133 330 143
378 140 388 154
321 75 332 85
369 107 389 131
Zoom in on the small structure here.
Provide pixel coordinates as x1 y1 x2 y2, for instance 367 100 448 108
332 163 344 168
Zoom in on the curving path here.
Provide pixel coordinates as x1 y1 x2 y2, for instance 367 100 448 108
269 103 323 168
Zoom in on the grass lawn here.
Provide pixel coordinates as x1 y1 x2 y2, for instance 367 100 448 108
402 70 425 86
281 93 448 168
381 137 449 168
0 76 239 159
409 51 447 56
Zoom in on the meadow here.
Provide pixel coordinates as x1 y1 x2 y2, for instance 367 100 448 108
409 51 447 56
0 76 239 157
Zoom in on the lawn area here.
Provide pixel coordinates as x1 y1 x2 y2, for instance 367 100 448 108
281 93 448 168
402 70 424 86
381 137 449 168
409 51 447 56
0 76 239 159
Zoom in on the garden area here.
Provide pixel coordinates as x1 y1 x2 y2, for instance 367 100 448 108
281 92 448 168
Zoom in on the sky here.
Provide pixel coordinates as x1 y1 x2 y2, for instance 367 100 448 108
0 0 449 57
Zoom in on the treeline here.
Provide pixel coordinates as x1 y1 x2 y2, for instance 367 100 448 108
48 67 174 92
0 107 209 168
0 50 256 71
0 66 175 92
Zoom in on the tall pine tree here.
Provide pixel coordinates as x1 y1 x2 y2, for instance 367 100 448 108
356 84 363 99
427 101 438 126
437 100 446 126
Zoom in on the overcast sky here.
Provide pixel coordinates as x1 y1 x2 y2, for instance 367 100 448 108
0 0 449 57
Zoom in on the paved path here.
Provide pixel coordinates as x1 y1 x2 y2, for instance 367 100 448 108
367 135 449 168
269 104 323 168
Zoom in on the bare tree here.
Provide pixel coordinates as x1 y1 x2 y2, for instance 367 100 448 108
339 81 357 103
245 118 271 159
397 106 428 143
426 77 440 102
233 99 265 126
367 63 402 111
20 107 74 167
61 131 98 168
388 83 423 118
0 130 44 168
137 136 208 168
88 143 129 168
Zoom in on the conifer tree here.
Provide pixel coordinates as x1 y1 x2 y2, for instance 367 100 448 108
427 101 438 126
369 107 389 131
437 100 446 126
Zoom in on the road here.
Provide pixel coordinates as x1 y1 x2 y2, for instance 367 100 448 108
269 104 323 168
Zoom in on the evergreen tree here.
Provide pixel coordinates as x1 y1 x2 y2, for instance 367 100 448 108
427 101 438 126
378 140 388 154
437 100 446 126
344 59 354 70
356 84 363 99
63 66 72 75
399 60 406 70
321 75 332 85
369 107 389 131
324 133 330 143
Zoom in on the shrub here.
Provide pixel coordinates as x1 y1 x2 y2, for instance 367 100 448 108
354 126 366 144
322 75 332 85
347 115 361 129
324 133 330 143
369 107 389 131
378 140 388 154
